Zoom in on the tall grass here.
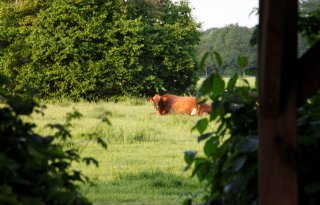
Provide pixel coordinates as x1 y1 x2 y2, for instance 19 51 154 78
30 98 209 204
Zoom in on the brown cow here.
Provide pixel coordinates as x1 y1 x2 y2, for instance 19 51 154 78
191 103 212 116
148 94 211 115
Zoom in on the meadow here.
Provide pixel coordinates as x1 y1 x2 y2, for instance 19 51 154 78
30 98 211 205
28 76 256 204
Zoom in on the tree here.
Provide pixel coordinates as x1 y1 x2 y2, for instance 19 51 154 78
300 0 320 13
126 0 201 95
0 0 144 100
0 0 201 100
299 0 320 45
197 24 257 76
0 73 107 204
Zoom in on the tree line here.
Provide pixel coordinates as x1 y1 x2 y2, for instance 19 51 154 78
196 20 312 77
1 0 273 101
0 0 200 100
196 24 258 76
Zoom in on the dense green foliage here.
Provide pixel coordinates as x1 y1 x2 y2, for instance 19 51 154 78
298 93 320 204
1 0 143 100
299 0 320 45
0 0 200 100
185 64 259 205
127 0 201 95
186 73 320 205
0 74 107 204
197 24 257 76
185 1 320 203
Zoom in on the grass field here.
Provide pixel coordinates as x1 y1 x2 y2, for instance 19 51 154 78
29 99 212 205
28 76 256 204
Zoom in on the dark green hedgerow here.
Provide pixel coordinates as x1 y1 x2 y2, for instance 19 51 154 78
0 74 107 205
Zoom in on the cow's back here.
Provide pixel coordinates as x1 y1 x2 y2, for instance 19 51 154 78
160 94 179 114
171 97 197 114
151 93 201 115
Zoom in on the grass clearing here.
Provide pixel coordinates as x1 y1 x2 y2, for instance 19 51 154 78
26 76 256 204
29 99 209 204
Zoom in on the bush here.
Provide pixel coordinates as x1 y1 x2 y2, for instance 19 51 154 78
0 0 200 100
185 73 320 205
184 73 258 204
0 74 107 204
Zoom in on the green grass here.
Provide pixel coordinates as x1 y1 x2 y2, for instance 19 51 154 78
27 76 256 204
30 99 208 204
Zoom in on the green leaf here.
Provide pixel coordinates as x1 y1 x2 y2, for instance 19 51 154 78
198 73 225 98
238 87 251 102
198 74 214 96
210 104 224 121
227 73 238 91
212 74 225 98
204 137 218 157
236 55 248 68
193 118 208 134
184 150 197 165
193 158 210 182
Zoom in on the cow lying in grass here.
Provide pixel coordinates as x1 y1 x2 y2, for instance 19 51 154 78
148 94 212 115
191 103 212 116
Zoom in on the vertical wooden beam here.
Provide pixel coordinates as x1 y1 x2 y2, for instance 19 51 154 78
258 0 298 204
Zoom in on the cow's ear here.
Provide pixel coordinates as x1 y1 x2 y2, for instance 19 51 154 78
147 97 153 102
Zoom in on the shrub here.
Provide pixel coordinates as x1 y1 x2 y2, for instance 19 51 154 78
0 74 107 204
185 66 320 205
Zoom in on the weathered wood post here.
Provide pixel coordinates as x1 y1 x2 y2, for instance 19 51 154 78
258 0 298 204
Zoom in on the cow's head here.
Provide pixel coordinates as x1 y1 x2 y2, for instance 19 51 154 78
149 94 165 111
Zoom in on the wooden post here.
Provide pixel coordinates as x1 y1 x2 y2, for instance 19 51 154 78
258 0 298 204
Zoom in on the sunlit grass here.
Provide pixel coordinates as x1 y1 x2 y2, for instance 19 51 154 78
28 75 256 204
30 98 208 204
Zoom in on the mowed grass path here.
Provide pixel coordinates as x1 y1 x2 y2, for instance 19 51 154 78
30 99 210 204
